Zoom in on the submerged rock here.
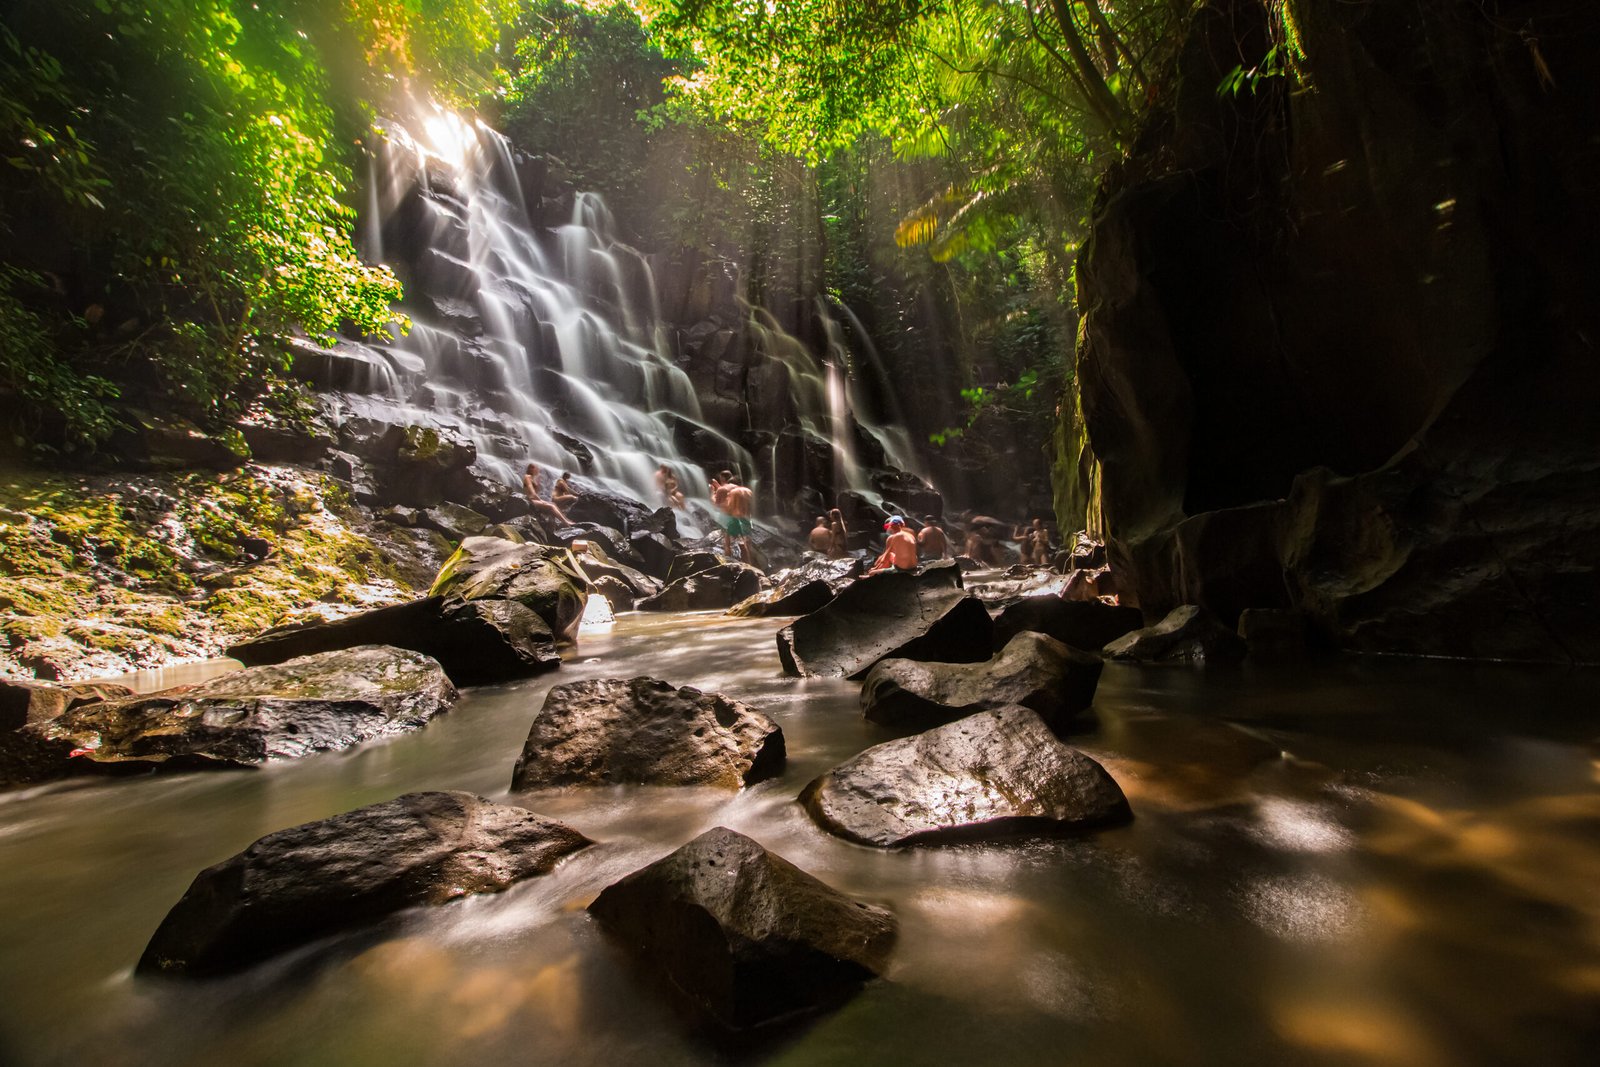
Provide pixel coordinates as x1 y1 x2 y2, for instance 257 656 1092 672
776 562 993 679
139 791 590 976
511 677 784 791
991 595 1144 653
728 556 862 618
588 826 897 1032
801 706 1131 847
28 645 456 775
1103 604 1246 664
860 632 1102 731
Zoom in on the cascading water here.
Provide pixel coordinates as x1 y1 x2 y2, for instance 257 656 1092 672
351 103 751 519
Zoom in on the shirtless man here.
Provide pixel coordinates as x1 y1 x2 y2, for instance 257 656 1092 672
654 463 686 509
869 515 919 573
808 515 832 553
716 473 755 564
917 514 950 560
552 471 579 511
522 463 571 527
827 508 849 558
1026 518 1052 565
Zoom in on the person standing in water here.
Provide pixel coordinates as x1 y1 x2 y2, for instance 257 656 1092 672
722 474 755 565
522 463 571 528
869 515 919 573
917 514 950 560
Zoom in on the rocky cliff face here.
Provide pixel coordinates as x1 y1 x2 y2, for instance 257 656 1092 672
1069 0 1600 662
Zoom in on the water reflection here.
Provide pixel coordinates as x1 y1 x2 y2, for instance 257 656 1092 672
0 612 1597 1065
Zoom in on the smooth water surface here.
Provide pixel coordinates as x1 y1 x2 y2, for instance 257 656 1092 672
2 612 1598 1066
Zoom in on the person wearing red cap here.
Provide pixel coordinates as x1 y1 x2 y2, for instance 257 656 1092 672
869 515 919 574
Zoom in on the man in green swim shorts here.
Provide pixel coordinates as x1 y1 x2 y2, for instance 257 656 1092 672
711 469 755 565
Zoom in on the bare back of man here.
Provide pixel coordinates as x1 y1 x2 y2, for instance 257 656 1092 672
917 523 949 559
726 484 755 564
870 528 920 573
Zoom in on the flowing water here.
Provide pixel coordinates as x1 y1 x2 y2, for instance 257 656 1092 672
1 613 1597 1066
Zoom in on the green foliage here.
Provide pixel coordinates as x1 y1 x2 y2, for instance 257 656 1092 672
0 267 121 450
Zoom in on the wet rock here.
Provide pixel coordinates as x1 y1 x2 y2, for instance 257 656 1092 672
417 502 491 543
236 415 334 465
328 449 384 506
139 791 590 976
429 536 589 642
567 485 655 537
443 468 529 524
510 677 784 790
637 563 763 612
573 547 660 600
727 557 862 617
1103 604 1246 664
113 412 250 471
861 632 1102 731
26 646 456 777
591 575 637 613
871 469 942 520
800 706 1131 847
629 530 678 578
1 680 137 788
588 826 896 1031
991 595 1145 652
776 563 993 679
666 550 734 583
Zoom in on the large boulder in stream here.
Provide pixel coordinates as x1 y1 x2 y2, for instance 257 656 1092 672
25 646 456 777
429 536 589 641
636 562 763 612
800 706 1131 848
776 562 993 679
139 791 591 976
1103 605 1247 664
511 677 784 791
860 632 1103 731
588 826 897 1033
991 595 1145 653
728 556 863 617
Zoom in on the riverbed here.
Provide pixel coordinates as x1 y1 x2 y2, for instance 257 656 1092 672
1 611 1597 1066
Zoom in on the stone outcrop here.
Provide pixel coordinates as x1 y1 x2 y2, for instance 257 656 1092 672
428 536 589 641
800 706 1131 847
588 826 897 1031
24 646 456 778
139 791 590 975
636 562 763 612
1102 605 1246 664
729 557 864 617
510 677 784 790
860 632 1102 731
991 595 1144 653
1067 0 1600 663
776 563 993 679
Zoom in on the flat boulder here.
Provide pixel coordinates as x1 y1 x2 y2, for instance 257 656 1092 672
636 563 763 612
802 706 1131 847
29 645 456 774
511 677 784 790
1 680 137 789
776 562 993 679
588 826 897 1032
139 791 590 976
1103 604 1247 664
228 595 560 686
860 632 1102 731
728 557 863 618
991 595 1145 652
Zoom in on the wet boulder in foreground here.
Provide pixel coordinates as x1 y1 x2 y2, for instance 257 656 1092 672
990 594 1144 653
139 791 590 976
228 595 559 686
801 706 1131 848
728 556 863 618
861 632 1103 731
775 562 993 679
588 826 897 1032
1102 604 1247 664
511 677 784 791
428 536 589 641
30 645 456 774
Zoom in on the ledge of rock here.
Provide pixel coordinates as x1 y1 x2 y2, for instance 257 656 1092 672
139 791 590 976
860 632 1103 732
728 556 862 618
588 826 897 1032
991 595 1144 653
1102 604 1246 664
800 706 1131 847
26 645 457 777
511 677 784 791
228 595 559 686
776 563 993 679
1 680 137 789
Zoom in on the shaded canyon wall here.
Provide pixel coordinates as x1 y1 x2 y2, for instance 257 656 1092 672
1068 0 1600 662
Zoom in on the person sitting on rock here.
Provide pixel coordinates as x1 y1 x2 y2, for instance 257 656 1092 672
522 463 571 528
869 515 919 573
827 508 849 559
808 515 832 553
552 471 580 511
917 514 949 560
654 463 686 509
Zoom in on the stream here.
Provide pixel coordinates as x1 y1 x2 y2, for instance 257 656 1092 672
1 611 1597 1065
